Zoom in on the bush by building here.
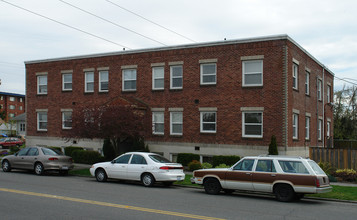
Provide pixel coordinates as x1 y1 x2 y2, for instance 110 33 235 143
212 155 240 167
177 153 200 166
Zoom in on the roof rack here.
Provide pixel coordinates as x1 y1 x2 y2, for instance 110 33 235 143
257 155 306 159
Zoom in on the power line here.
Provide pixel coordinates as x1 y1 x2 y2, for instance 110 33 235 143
1 0 131 49
105 0 196 43
59 0 167 46
335 76 357 86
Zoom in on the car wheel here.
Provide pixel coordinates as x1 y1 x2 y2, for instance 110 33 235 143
162 181 174 187
95 169 107 182
275 184 295 202
34 163 44 175
204 178 221 195
141 173 155 187
2 160 11 172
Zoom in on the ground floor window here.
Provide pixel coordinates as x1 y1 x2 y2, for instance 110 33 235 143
200 112 216 133
37 111 47 131
242 112 263 138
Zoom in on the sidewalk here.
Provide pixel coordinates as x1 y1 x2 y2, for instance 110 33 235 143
330 182 357 187
73 163 92 170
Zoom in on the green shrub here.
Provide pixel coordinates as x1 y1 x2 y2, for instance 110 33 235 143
318 162 336 175
64 146 84 157
202 162 213 169
268 135 278 155
103 139 116 161
212 155 240 167
333 169 357 182
215 164 231 168
10 145 20 154
71 150 104 164
177 153 200 166
188 160 202 171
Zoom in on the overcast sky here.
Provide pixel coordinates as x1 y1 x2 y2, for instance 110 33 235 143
1 0 357 95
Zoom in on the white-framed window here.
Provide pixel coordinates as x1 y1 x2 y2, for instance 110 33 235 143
242 112 263 138
305 71 310 95
37 111 47 131
0 96 3 100
152 66 164 90
19 106 23 110
20 123 25 132
293 113 298 139
62 73 72 91
99 71 109 92
9 113 15 118
305 116 310 140
62 111 72 129
37 75 48 94
293 63 298 90
9 105 15 110
318 119 322 140
327 121 331 138
170 112 183 135
85 72 94 93
20 97 23 102
170 65 183 89
200 63 216 85
200 111 216 133
318 79 322 101
122 69 137 91
152 112 164 135
9 97 15 101
242 60 263 87
327 85 331 103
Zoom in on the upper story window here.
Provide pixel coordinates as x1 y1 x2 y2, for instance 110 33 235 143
19 97 23 102
242 60 263 87
318 79 322 101
200 61 216 85
9 105 15 110
305 71 310 95
170 111 183 135
305 116 310 140
327 84 331 103
318 119 322 140
152 66 165 90
122 68 137 91
62 110 72 129
85 71 94 93
327 121 331 138
99 70 109 92
9 113 15 118
170 65 183 89
152 111 164 135
293 113 299 139
293 63 299 90
37 74 48 95
19 106 23 110
9 97 15 101
200 109 217 133
242 110 263 138
62 73 72 91
0 96 3 100
37 111 48 131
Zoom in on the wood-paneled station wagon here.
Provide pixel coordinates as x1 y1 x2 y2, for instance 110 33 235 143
191 155 332 202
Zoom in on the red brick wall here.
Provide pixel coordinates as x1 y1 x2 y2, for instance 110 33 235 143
0 94 25 120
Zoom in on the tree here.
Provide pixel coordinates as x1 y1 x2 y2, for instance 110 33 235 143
67 103 149 156
268 135 278 155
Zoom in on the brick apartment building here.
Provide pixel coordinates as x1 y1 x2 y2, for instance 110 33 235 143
25 35 334 160
0 91 25 120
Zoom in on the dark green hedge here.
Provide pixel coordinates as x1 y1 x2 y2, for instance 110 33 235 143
71 150 104 164
177 153 200 166
64 146 84 157
212 155 240 167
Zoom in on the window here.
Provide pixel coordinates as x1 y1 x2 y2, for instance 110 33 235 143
20 98 23 102
122 69 137 91
114 154 131 164
170 112 183 135
9 105 15 110
293 114 298 139
305 116 310 140
28 148 39 156
9 97 15 101
242 112 263 138
305 71 310 95
85 72 94 92
0 96 3 100
152 112 164 135
37 75 47 94
9 113 15 118
278 160 309 174
256 160 276 172
170 65 183 89
37 111 47 131
20 123 25 132
200 112 216 133
318 119 322 140
130 155 147 165
318 79 322 101
293 63 298 90
327 85 331 103
200 63 216 85
152 66 164 90
99 71 109 92
62 73 72 91
62 111 72 129
19 106 23 110
233 159 255 171
242 60 263 86
327 121 331 138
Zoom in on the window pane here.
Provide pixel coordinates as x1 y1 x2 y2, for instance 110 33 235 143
203 123 216 131
155 123 164 133
86 72 94 81
115 154 131 164
244 73 262 85
245 113 262 123
202 75 216 83
100 71 108 81
202 64 216 75
39 76 47 84
124 69 136 79
39 112 47 121
172 112 182 122
172 66 182 77
245 61 262 73
245 125 262 135
64 83 72 90
101 82 108 90
87 82 94 91
154 113 164 122
172 78 182 88
172 124 182 134
124 81 136 90
278 161 309 174
154 79 164 88
153 67 164 78
63 74 72 82
203 113 215 122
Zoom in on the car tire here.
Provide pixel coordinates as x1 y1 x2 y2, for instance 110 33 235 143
275 184 295 202
204 178 221 195
141 173 155 187
34 163 44 175
2 160 11 172
95 169 107 182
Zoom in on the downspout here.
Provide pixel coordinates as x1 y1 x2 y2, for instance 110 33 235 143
322 67 325 148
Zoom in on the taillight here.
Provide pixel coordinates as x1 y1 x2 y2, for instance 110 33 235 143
48 157 58 161
316 178 320 187
68 158 73 162
159 166 183 170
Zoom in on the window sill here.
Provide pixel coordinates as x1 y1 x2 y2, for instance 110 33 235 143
99 90 109 93
242 136 263 139
200 83 216 86
242 85 263 88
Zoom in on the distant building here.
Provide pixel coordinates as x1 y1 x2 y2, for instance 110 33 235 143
12 113 26 137
25 35 334 160
0 91 25 121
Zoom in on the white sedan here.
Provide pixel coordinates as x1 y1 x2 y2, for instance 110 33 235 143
90 152 185 186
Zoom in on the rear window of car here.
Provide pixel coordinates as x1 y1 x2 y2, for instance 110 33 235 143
308 161 326 175
41 148 63 156
149 155 171 163
278 160 309 174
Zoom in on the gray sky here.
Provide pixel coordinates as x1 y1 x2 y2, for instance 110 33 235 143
1 0 357 95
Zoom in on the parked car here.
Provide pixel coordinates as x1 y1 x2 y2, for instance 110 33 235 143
90 152 185 186
1 146 74 175
0 137 23 149
191 155 332 202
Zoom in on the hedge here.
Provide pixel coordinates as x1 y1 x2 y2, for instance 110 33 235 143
64 146 84 157
177 153 200 166
212 155 240 167
71 150 104 164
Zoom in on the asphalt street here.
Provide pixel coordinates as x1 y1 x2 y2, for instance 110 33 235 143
1 170 357 220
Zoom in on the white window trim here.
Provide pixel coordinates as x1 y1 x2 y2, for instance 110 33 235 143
62 110 73 130
327 85 331 103
327 121 331 137
305 116 310 140
242 60 263 87
170 65 183 89
200 111 217 133
318 79 322 101
152 66 165 90
62 73 72 91
305 71 310 95
37 75 48 95
200 63 217 85
85 72 94 93
37 111 48 131
242 111 263 138
99 70 109 92
293 63 298 90
318 119 322 140
152 111 164 135
170 111 183 135
293 113 299 139
122 69 137 91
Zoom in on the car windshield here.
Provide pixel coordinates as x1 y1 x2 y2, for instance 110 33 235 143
308 161 326 175
41 148 63 156
149 155 172 163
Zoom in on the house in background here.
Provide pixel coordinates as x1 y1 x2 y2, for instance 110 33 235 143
0 91 25 120
12 113 26 137
24 35 334 161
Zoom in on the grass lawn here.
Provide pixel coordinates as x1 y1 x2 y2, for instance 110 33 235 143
69 169 91 176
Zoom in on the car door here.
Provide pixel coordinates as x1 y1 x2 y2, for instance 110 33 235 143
11 148 30 169
224 159 255 190
251 159 277 192
106 154 132 179
21 147 39 170
126 154 148 181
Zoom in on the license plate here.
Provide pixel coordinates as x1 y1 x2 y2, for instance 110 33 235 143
62 166 68 170
177 176 182 181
